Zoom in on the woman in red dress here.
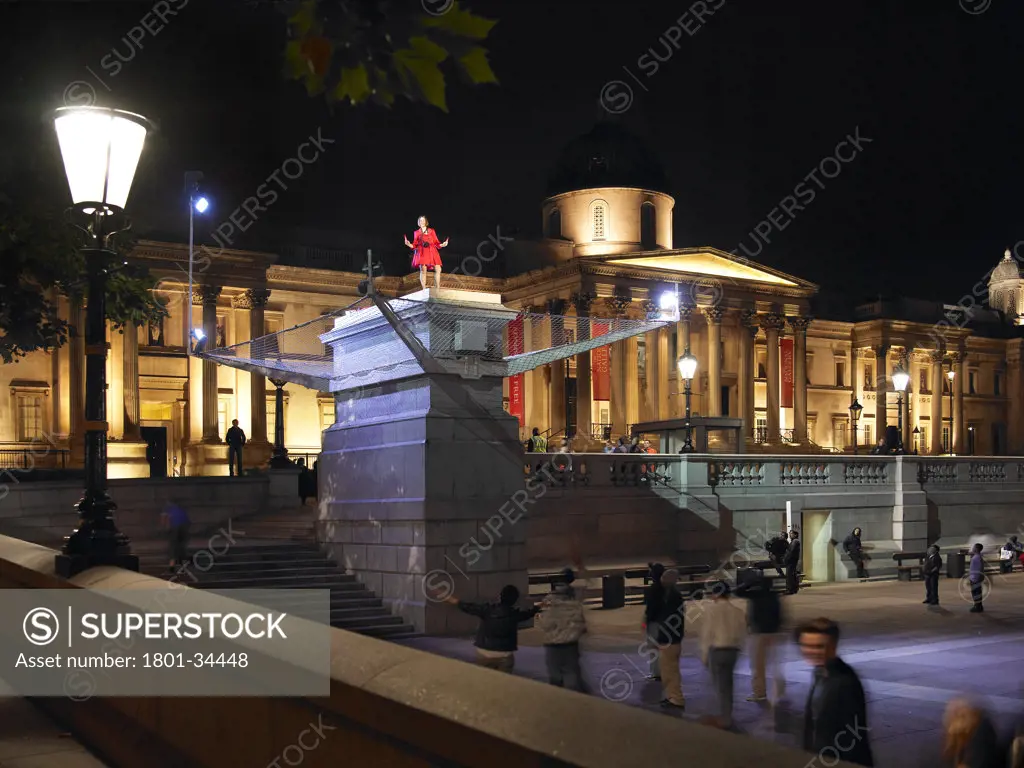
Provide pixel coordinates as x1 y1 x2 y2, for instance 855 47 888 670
404 215 449 291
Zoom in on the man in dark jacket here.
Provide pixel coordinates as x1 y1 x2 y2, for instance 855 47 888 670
643 562 666 680
225 419 246 477
737 575 785 704
785 530 801 594
923 545 942 605
653 569 686 709
843 527 867 579
969 542 985 613
796 617 874 767
442 585 538 671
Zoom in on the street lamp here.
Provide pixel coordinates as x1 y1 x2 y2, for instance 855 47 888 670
52 105 153 578
892 364 909 454
946 367 955 454
849 398 863 454
912 426 920 455
184 171 210 346
677 349 698 452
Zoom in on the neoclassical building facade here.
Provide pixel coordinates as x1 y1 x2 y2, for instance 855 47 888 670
2 123 1022 475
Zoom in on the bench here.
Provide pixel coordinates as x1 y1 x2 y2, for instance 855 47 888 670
892 551 927 581
627 564 711 584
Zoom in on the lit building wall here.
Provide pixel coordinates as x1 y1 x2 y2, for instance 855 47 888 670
542 187 674 259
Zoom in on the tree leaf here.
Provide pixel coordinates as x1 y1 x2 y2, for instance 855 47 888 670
287 0 318 37
283 39 309 79
421 4 497 40
301 35 333 76
332 65 372 105
393 37 450 111
458 46 497 85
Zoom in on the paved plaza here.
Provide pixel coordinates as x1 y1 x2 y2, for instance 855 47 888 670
402 573 1024 767
0 678 106 768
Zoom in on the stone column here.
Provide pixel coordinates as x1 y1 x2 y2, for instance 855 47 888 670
625 333 640 427
68 298 86 466
547 298 567 438
200 286 222 443
1007 342 1024 454
705 307 724 416
122 322 141 440
790 316 811 443
641 300 658 422
738 310 757 442
248 289 271 445
874 344 889 440
657 326 671 420
953 352 965 454
527 306 549 433
761 313 784 443
605 296 630 438
571 292 594 440
930 350 944 454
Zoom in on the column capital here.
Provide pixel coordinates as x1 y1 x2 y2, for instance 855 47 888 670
570 291 596 316
788 316 812 333
678 305 694 323
703 306 725 324
195 285 221 307
604 295 631 317
872 343 890 358
640 299 658 316
739 309 759 333
929 349 946 364
759 313 785 332
247 288 272 308
949 351 965 365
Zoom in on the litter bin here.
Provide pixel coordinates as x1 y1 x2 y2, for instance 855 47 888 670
947 549 966 579
602 574 625 610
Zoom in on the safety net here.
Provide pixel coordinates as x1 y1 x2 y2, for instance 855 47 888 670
200 292 674 392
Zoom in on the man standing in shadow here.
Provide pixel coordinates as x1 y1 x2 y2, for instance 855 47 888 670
785 530 802 594
226 419 246 477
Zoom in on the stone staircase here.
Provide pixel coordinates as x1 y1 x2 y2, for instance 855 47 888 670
143 507 418 640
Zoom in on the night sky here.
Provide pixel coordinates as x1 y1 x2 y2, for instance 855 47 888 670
1 1 1021 305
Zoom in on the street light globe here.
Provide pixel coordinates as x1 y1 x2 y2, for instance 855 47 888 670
53 106 152 213
193 196 210 214
892 366 910 393
849 398 863 422
659 292 678 311
677 351 698 381
947 369 956 381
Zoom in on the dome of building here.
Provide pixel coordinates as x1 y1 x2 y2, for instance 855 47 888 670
991 248 1021 282
545 122 670 198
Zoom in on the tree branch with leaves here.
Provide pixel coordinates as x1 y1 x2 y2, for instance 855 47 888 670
283 0 498 112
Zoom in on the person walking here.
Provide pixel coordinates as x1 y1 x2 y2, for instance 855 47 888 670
785 529 802 594
737 575 785 705
843 527 868 579
795 617 874 767
225 419 246 477
941 698 1003 768
699 581 747 729
536 568 588 692
923 545 943 606
161 499 190 572
438 585 538 672
969 542 986 613
643 562 666 681
653 568 686 709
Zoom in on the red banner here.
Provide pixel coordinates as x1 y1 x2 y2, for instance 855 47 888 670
507 316 525 425
591 321 611 400
781 337 794 408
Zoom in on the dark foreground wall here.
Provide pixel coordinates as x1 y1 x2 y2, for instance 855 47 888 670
0 535 859 768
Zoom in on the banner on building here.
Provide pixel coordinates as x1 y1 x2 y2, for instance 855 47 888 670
781 337 794 408
507 316 525 425
592 321 611 401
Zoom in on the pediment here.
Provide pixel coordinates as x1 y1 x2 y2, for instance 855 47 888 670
595 248 812 289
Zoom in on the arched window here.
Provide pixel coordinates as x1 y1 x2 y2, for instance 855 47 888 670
640 202 656 249
547 208 562 239
591 200 608 241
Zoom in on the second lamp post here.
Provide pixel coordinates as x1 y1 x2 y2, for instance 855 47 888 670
677 350 698 452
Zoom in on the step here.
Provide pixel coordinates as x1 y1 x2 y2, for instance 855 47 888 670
191 574 368 588
353 624 419 639
331 615 406 630
197 563 348 576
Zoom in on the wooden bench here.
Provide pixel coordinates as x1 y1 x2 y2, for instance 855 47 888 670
892 551 927 581
626 564 711 584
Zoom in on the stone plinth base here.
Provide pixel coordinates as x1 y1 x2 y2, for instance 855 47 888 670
55 552 139 578
319 373 527 635
107 440 149 479
268 466 303 511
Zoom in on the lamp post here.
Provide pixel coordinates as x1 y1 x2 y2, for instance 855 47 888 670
946 367 955 454
892 364 909 454
849 398 863 454
182 172 209 477
677 349 698 452
52 105 152 578
912 426 920 455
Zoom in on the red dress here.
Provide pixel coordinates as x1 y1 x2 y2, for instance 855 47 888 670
411 227 442 268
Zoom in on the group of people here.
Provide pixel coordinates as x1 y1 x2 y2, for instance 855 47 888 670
765 528 803 594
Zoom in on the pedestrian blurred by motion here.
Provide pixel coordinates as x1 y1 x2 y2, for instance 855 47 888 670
643 562 666 680
969 543 985 613
653 568 686 709
537 567 588 692
699 581 747 729
795 617 874 767
942 697 1002 768
923 545 943 606
161 498 190 571
736 575 785 705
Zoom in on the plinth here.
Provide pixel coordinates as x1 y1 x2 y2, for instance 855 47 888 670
318 289 528 635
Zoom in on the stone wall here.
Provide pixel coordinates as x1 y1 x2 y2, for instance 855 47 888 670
0 535 864 768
